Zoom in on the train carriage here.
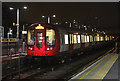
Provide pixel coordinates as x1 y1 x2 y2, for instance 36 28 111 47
26 23 113 57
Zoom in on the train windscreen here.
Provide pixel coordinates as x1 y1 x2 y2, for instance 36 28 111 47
46 28 56 50
27 30 34 45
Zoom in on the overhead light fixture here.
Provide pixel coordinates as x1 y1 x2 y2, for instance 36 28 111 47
9 7 14 10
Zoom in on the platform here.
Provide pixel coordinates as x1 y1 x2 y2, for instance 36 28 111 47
69 52 119 81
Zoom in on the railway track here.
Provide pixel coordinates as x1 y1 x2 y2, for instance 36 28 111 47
2 44 114 80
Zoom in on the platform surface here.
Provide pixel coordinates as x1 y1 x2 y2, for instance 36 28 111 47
69 52 119 81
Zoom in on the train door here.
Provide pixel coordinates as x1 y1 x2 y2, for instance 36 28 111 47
69 33 74 53
35 27 45 55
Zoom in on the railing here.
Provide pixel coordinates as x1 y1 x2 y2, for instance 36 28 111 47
2 39 26 56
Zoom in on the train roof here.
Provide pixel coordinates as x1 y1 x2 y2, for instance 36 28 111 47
27 23 96 35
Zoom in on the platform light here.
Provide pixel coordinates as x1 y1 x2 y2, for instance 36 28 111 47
13 22 16 26
85 27 87 30
53 15 56 17
42 15 45 18
9 7 14 10
92 29 94 31
65 22 68 24
55 22 58 24
23 6 27 9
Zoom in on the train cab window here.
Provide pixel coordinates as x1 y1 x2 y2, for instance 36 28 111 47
78 35 80 43
46 28 56 50
37 32 43 48
27 30 34 45
74 35 77 44
65 34 69 44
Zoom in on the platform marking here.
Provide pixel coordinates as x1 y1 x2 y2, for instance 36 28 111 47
77 53 114 80
69 53 113 81
91 54 118 79
70 48 114 80
70 48 114 79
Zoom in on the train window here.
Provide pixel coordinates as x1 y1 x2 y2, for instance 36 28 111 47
105 37 108 41
90 35 93 42
94 36 96 41
100 36 104 41
37 32 43 48
81 35 85 43
85 35 87 42
65 34 69 44
87 36 89 42
110 36 112 40
96 36 100 41
60 33 63 45
72 34 74 44
46 28 56 47
69 34 72 44
78 35 80 43
107 37 109 40
74 35 77 44
27 30 34 45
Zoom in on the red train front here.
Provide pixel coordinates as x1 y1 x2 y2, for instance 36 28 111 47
27 23 60 56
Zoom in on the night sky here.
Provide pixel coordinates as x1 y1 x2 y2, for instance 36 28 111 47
2 2 120 35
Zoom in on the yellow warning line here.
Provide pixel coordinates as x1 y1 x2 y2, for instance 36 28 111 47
91 54 118 79
71 48 114 78
77 53 114 81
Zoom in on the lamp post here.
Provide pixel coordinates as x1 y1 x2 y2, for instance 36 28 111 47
17 9 19 39
9 6 27 39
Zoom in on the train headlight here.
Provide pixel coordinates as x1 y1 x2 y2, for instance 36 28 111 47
46 46 53 51
28 46 34 51
47 47 50 50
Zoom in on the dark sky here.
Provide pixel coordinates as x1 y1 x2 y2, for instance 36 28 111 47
2 2 120 35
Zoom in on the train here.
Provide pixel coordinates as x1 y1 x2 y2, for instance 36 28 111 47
26 23 115 58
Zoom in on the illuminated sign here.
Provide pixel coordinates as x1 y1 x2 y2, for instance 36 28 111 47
97 34 99 37
73 33 79 35
1 38 17 42
22 31 27 34
105 35 108 37
112 36 114 38
35 24 44 29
